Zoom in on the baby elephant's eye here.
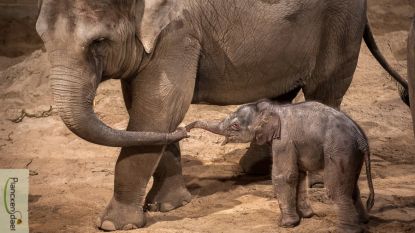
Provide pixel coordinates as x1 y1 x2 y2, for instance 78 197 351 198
230 123 240 131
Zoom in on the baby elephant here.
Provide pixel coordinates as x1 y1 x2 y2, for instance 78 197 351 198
187 100 374 233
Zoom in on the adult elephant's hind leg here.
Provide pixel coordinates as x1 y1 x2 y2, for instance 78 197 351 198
302 0 363 110
303 8 364 187
303 73 354 110
304 74 354 188
304 63 356 188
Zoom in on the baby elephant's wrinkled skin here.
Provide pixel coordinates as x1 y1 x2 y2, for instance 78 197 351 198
187 100 375 233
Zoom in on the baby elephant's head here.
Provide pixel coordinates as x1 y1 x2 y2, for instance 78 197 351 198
187 100 280 145
220 104 260 144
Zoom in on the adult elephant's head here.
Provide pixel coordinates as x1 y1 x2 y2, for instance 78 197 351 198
36 0 184 146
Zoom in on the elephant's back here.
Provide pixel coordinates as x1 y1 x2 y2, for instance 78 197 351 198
302 102 368 153
277 102 367 157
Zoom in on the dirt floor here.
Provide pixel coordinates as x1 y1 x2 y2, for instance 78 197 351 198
0 0 415 232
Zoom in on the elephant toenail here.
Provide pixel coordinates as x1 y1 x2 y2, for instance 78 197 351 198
122 224 138 230
95 217 102 227
160 203 175 212
100 220 116 231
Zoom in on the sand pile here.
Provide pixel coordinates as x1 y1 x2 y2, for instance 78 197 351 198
0 16 42 57
0 50 52 121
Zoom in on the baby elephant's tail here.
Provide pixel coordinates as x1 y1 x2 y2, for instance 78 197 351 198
364 149 375 211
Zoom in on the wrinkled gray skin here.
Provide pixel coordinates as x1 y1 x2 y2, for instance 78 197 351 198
36 0 406 230
187 100 375 233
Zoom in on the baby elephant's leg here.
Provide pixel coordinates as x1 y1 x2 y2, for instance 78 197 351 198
272 141 300 227
353 185 369 224
308 170 324 188
331 194 362 233
325 153 362 233
297 171 314 218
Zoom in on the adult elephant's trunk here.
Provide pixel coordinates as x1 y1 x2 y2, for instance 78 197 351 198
49 52 180 147
186 120 225 135
408 19 415 138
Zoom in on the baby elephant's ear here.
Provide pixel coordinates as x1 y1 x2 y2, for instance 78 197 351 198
272 113 281 140
253 111 281 145
256 100 272 112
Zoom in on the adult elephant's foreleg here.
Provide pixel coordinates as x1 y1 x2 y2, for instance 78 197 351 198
98 93 193 231
145 142 192 212
98 145 162 231
98 40 199 230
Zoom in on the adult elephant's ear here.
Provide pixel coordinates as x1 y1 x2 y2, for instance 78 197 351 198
253 111 282 145
139 0 183 53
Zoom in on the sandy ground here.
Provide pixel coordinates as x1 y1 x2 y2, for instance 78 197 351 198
0 0 415 232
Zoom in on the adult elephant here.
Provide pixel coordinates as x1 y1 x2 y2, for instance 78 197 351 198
36 0 410 230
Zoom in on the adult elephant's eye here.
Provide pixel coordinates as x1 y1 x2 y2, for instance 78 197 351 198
95 37 106 42
90 37 108 48
89 37 109 56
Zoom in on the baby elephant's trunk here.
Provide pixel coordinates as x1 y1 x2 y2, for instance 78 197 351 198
186 120 225 135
